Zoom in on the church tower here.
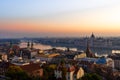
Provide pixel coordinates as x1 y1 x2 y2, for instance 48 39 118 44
27 41 30 49
86 40 95 58
31 41 34 49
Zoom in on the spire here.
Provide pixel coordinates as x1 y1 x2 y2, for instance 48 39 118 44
67 47 70 52
91 32 95 38
86 41 91 55
86 40 94 57
86 40 90 50
27 41 30 48
31 41 34 49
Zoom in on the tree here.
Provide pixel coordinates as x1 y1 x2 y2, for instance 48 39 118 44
78 73 102 80
60 59 67 80
49 64 56 70
91 73 102 80
5 66 29 80
61 67 67 80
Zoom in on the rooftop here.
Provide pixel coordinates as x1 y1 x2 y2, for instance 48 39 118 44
20 63 42 73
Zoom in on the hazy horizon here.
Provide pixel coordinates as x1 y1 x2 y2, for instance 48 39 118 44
1 0 120 38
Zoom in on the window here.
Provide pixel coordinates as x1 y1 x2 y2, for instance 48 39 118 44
68 76 70 79
74 75 76 78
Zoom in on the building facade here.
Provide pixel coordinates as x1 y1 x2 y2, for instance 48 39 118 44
54 64 84 80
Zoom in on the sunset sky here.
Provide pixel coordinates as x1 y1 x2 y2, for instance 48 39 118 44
1 0 120 38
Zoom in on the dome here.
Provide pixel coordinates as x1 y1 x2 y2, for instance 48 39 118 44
96 57 107 64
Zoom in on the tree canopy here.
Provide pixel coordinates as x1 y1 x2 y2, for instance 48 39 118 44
79 73 102 80
5 66 29 80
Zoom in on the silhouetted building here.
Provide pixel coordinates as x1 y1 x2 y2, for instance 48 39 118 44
86 41 95 58
27 41 30 49
91 33 95 39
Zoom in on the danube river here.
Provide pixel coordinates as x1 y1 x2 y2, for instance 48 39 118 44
19 42 77 51
19 42 111 57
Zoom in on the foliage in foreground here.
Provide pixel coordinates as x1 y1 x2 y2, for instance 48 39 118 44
5 66 29 80
78 73 102 80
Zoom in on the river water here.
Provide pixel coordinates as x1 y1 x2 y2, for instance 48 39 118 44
19 42 77 51
19 42 111 57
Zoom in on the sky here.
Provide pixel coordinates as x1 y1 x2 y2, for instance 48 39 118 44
1 0 120 38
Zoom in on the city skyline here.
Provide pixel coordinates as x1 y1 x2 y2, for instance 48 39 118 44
1 0 120 38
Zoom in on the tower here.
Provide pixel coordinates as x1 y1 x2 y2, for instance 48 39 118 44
27 41 30 49
67 47 70 52
86 40 94 58
90 33 95 47
91 32 95 39
31 41 34 49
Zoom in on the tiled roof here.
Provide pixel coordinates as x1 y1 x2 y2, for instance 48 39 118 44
20 63 42 73
67 66 75 72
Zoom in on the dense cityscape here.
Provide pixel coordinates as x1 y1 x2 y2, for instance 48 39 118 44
1 0 120 80
0 33 120 80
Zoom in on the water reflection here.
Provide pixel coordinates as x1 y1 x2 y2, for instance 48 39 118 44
19 42 112 57
19 42 52 50
19 42 77 51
